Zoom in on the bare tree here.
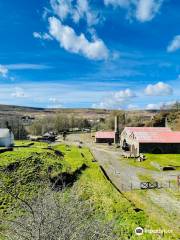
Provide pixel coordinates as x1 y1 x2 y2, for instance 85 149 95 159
1 187 118 240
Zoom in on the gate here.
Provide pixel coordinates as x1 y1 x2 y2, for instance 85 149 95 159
140 181 158 189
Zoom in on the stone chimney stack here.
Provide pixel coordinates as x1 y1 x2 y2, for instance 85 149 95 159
165 117 169 128
114 116 120 144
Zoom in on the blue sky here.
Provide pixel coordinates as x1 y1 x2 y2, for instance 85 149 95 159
0 0 180 109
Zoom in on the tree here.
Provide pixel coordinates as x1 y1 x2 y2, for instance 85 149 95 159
1 187 117 240
0 116 28 140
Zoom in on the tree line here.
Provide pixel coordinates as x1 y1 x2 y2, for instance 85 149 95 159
1 101 180 140
28 114 92 136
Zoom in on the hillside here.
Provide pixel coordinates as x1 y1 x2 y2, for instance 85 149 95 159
0 141 174 240
0 104 157 120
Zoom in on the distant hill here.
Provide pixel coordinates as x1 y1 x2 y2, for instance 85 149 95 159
0 104 45 112
0 104 158 120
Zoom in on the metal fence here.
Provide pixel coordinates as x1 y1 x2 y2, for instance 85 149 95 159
118 181 180 192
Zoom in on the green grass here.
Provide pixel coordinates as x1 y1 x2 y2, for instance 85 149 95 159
53 145 90 172
138 173 154 182
0 141 178 239
124 189 180 239
0 142 88 218
14 140 49 147
76 160 178 239
125 154 180 171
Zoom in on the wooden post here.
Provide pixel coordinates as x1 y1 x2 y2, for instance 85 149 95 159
177 175 180 188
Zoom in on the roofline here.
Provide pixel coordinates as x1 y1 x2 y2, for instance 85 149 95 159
139 141 180 144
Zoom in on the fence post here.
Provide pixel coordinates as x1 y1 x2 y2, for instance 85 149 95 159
177 175 180 189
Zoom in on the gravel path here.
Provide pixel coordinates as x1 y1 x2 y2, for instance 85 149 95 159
64 133 180 235
90 146 140 191
66 133 180 190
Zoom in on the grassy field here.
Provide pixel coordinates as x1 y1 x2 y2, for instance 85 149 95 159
120 153 180 238
126 154 180 171
0 141 178 239
124 189 180 238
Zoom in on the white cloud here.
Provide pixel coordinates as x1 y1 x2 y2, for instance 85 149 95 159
48 17 109 60
104 0 164 22
167 35 180 53
50 0 72 21
146 100 176 110
49 97 57 103
0 65 8 77
74 0 99 26
6 63 50 70
0 64 16 80
49 97 62 103
11 87 27 98
127 104 139 110
50 0 99 26
33 32 52 40
114 88 136 99
104 0 130 8
92 98 126 109
145 82 173 96
47 104 63 108
92 88 136 109
47 97 63 108
146 103 161 110
135 0 163 22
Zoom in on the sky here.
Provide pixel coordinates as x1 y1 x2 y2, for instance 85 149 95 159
0 0 180 109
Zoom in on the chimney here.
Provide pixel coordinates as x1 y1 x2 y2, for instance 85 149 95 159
165 117 168 128
114 116 120 144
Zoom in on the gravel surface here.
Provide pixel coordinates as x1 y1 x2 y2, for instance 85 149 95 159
65 133 180 190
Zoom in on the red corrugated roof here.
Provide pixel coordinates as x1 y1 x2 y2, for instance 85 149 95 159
134 131 180 143
95 131 115 139
124 127 172 133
